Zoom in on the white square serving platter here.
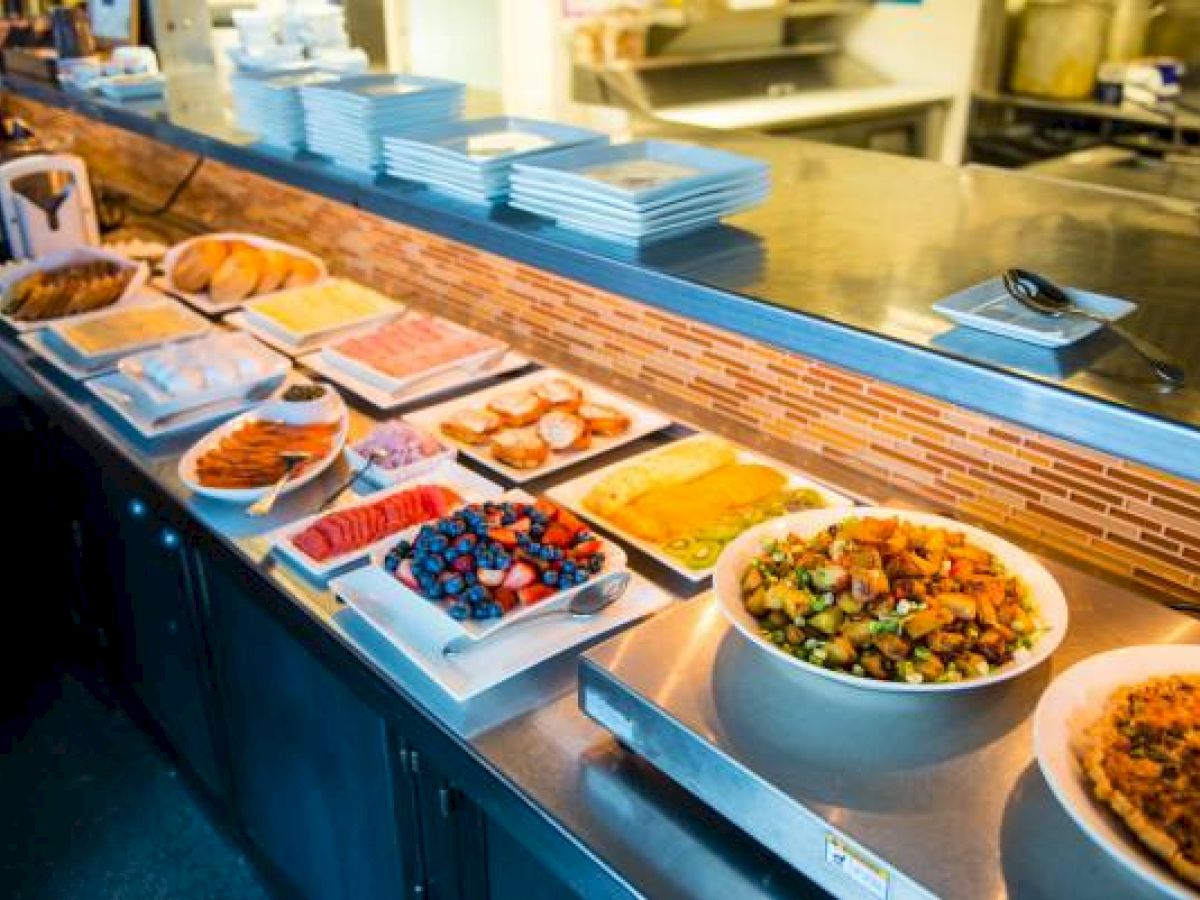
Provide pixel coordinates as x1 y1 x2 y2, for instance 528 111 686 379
404 370 673 483
547 436 856 582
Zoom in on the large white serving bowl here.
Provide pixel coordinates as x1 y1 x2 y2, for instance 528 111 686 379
1034 644 1200 900
713 506 1069 693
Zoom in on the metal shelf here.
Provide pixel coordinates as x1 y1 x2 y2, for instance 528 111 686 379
648 1 870 28
595 40 840 73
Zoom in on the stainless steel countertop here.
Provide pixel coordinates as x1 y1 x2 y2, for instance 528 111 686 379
7 72 1200 483
581 580 1200 900
6 315 1198 898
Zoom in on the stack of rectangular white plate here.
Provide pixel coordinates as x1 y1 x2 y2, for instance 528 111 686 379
232 68 340 150
299 74 465 174
509 140 770 246
381 116 606 204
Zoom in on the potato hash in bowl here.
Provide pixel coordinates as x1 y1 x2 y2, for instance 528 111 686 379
714 508 1068 692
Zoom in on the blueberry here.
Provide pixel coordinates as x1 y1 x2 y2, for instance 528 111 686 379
561 560 576 574
494 553 510 569
530 525 545 540
576 530 592 542
448 602 469 621
383 552 400 573
426 581 445 599
542 570 559 587
438 520 456 536
429 535 449 553
417 525 435 543
455 536 474 554
575 569 589 584
484 602 503 619
442 575 464 595
463 571 479 587
424 556 445 574
588 555 605 573
395 539 412 556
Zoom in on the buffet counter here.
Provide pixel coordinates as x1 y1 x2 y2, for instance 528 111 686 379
3 71 1199 482
2 269 1197 900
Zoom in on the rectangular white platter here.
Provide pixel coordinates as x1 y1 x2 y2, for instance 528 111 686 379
20 327 204 381
330 564 669 703
404 369 673 483
227 309 402 358
84 370 280 440
44 299 212 368
300 348 530 411
270 461 503 581
547 435 856 582
240 279 404 347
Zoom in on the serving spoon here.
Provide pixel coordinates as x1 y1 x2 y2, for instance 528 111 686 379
247 451 312 517
443 570 632 656
317 447 387 513
1002 268 1185 389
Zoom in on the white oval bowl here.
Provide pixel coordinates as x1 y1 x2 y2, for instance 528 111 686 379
713 507 1069 693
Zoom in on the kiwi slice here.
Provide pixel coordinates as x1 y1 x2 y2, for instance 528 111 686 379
683 538 723 570
663 537 694 562
693 517 745 542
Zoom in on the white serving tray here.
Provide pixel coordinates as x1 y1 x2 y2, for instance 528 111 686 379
159 232 329 315
178 398 349 503
301 349 529 411
45 299 212 367
20 326 206 381
85 370 279 440
241 278 403 347
270 461 502 580
332 488 627 656
331 569 670 703
114 331 291 417
228 306 401 357
318 311 507 396
0 246 151 333
933 277 1137 348
405 370 673 483
342 431 456 489
548 435 855 582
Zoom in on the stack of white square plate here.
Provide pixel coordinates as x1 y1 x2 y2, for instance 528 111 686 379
299 74 465 174
232 68 340 150
509 140 770 246
381 117 606 204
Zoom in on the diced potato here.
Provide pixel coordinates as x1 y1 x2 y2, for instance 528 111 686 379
848 517 898 544
926 629 965 654
873 632 912 662
810 565 849 593
745 588 768 617
948 543 991 564
903 608 942 640
766 583 813 620
938 592 978 621
836 593 863 615
826 636 857 666
841 620 874 647
851 568 890 602
913 654 945 681
860 651 889 680
809 607 845 635
742 567 764 593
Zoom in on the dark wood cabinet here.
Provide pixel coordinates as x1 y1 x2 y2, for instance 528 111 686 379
203 552 419 900
95 475 225 798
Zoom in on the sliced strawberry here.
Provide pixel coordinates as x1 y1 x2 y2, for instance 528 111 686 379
533 498 560 519
517 584 555 606
488 528 519 547
452 556 474 573
396 559 419 590
572 539 604 556
556 508 586 533
478 567 507 587
542 523 573 547
509 517 532 533
494 587 519 613
502 560 536 590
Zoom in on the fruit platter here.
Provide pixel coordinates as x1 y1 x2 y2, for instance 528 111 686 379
160 232 326 314
318 311 507 395
232 278 402 353
406 370 672 482
549 435 853 581
332 492 627 655
343 420 456 488
0 246 149 332
271 462 500 579
178 385 349 502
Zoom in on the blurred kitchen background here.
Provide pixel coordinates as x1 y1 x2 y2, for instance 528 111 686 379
3 0 1197 201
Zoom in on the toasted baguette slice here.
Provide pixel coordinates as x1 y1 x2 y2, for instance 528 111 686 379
440 408 501 445
578 402 631 436
491 427 549 469
537 410 590 451
171 239 229 293
487 390 548 427
533 378 582 412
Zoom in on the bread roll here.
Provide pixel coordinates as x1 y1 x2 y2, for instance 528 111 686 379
210 246 264 304
582 436 738 519
283 256 321 290
171 239 229 293
254 249 292 295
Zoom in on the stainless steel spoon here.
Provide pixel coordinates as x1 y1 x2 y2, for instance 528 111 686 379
442 570 632 655
317 447 387 513
247 451 312 517
1002 268 1185 388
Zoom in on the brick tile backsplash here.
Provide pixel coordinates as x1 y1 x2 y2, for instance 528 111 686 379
13 95 1199 603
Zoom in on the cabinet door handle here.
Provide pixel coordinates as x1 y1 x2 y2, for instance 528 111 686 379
128 498 148 519
437 786 454 819
409 749 421 775
160 528 181 550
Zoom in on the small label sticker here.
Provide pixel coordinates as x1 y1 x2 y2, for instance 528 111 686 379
825 834 890 900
